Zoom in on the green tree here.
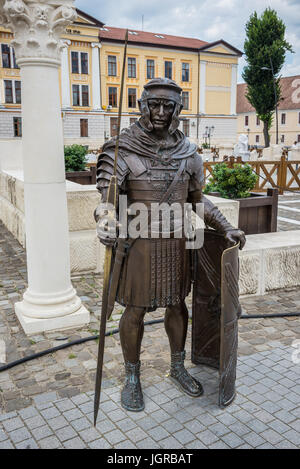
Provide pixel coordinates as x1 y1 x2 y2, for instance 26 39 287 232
242 8 293 147
64 144 87 172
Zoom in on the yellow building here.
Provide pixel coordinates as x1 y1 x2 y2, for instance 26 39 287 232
0 8 242 149
237 77 300 147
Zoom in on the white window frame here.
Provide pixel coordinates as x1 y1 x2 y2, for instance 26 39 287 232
72 84 89 107
1 44 15 69
280 112 286 126
4 79 21 104
70 51 89 75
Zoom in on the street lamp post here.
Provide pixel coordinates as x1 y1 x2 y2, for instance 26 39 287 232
261 58 278 145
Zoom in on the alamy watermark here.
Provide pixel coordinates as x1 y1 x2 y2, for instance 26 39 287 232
96 195 205 249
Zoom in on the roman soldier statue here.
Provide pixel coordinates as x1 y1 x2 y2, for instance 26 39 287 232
95 78 246 412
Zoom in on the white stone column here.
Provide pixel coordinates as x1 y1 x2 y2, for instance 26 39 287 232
199 60 206 114
0 0 89 334
61 39 71 109
91 42 101 110
230 63 237 115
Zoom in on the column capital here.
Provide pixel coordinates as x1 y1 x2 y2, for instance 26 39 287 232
0 0 76 66
91 42 102 49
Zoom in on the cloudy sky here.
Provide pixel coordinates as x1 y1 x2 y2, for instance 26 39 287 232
76 0 300 82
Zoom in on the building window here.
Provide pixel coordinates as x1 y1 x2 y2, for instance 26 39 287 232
281 135 285 143
82 85 89 106
13 117 22 137
182 63 189 82
108 55 117 76
128 88 137 108
80 119 88 138
298 135 300 143
71 51 89 74
182 119 190 137
15 81 21 104
4 80 13 103
72 84 89 106
298 112 300 124
72 84 80 106
128 58 136 78
182 91 189 110
256 135 259 143
4 80 21 104
146 59 155 79
1 44 11 68
165 61 172 79
256 116 260 126
81 53 88 74
71 51 79 74
1 44 18 69
108 87 117 107
245 115 249 126
281 113 286 125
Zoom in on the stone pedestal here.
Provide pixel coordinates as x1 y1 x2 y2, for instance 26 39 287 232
0 0 89 334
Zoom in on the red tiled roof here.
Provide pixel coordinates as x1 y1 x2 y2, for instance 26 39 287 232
237 75 300 113
99 26 208 50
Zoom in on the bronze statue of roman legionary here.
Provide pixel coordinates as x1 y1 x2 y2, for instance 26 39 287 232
95 78 245 412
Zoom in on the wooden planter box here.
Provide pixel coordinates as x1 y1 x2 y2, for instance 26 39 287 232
66 165 96 185
209 188 278 235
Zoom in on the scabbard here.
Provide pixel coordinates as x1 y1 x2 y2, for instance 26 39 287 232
106 238 131 319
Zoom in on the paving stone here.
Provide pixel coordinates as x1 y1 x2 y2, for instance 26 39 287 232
9 427 32 444
15 438 39 449
40 407 61 420
88 438 111 449
63 437 86 449
148 426 170 442
136 437 160 449
25 415 46 430
79 427 102 443
221 432 244 448
243 431 266 448
104 429 127 445
70 417 91 432
173 428 195 444
0 440 14 449
54 399 76 412
33 392 57 406
2 417 24 432
197 429 219 446
18 407 39 420
48 415 69 431
126 427 148 443
39 436 62 449
31 425 53 441
282 429 300 446
56 426 78 442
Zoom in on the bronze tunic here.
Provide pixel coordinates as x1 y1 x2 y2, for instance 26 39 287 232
96 122 204 310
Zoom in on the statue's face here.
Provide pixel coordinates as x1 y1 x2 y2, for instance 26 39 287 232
147 88 175 131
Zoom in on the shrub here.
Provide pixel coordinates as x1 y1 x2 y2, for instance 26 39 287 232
64 144 87 172
203 163 258 199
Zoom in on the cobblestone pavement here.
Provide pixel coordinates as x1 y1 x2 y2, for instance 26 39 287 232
278 193 300 231
0 220 300 448
0 344 299 449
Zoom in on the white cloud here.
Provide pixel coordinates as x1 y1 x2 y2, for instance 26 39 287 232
76 0 300 81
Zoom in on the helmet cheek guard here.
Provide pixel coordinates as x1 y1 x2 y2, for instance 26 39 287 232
168 102 183 135
138 98 153 132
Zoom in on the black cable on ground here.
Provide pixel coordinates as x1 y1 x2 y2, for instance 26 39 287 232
0 313 299 373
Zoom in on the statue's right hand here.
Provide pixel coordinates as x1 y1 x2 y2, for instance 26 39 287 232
94 204 118 247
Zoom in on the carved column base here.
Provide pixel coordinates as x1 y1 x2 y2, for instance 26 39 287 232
15 298 90 335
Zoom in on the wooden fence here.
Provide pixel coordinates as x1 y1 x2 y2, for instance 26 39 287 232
66 165 96 185
204 156 300 195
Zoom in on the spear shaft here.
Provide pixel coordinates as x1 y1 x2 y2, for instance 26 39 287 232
94 30 129 426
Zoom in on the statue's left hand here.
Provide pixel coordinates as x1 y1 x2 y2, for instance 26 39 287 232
224 229 246 250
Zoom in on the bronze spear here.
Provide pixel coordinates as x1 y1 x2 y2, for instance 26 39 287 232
94 29 129 426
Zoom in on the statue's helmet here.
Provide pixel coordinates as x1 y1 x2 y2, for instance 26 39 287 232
138 78 183 134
